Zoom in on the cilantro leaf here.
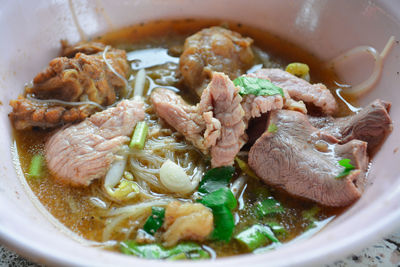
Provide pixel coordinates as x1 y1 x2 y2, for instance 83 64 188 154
336 159 355 179
233 76 284 97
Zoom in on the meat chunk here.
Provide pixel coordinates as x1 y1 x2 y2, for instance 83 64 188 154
309 99 392 154
9 42 129 130
250 68 337 115
151 72 246 167
61 40 106 58
9 96 97 129
29 46 128 104
45 99 145 186
162 201 213 247
249 110 368 207
180 26 254 96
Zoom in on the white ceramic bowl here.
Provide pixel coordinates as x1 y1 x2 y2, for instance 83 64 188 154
1 1 400 266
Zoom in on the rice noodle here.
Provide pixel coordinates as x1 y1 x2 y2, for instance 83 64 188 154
26 94 106 110
327 36 395 97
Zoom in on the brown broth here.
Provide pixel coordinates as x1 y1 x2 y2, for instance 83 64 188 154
14 19 352 258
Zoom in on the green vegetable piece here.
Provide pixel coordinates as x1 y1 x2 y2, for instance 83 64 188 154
28 154 44 178
235 157 259 179
199 187 237 211
235 224 279 251
285 62 310 79
302 205 320 221
120 241 209 260
233 76 284 97
198 166 235 194
210 205 235 242
143 207 165 235
302 205 320 229
129 121 149 150
267 123 278 133
255 198 284 217
336 158 355 179
199 188 237 242
265 222 288 236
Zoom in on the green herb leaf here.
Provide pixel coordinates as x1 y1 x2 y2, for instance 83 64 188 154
143 207 165 235
255 198 284 217
199 187 237 211
336 158 355 179
198 166 235 194
210 205 235 242
267 123 278 133
233 76 284 97
120 241 209 260
199 188 237 242
234 224 279 251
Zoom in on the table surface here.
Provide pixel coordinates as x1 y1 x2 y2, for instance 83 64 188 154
1 229 400 267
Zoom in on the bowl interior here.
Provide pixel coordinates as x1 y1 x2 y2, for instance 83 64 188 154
1 1 400 266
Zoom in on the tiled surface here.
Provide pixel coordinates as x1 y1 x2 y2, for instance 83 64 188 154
1 230 400 267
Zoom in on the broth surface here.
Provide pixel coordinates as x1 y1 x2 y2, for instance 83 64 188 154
14 19 351 257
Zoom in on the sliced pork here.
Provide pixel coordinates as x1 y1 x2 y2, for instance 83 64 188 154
249 110 368 207
151 72 246 167
249 68 337 115
309 99 392 154
9 42 129 130
45 99 145 186
180 26 254 96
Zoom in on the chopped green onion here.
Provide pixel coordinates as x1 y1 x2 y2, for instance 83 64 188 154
129 121 148 150
143 207 165 235
267 123 278 133
302 205 320 230
336 158 355 179
285 62 310 80
234 224 279 251
198 166 235 194
235 157 258 179
255 198 284 217
28 154 44 178
120 241 209 260
265 221 288 237
233 76 284 97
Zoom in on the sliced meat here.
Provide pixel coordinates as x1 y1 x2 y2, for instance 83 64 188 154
9 42 129 130
198 72 246 167
241 94 284 122
150 88 206 151
309 99 392 154
162 201 213 247
45 99 145 186
249 110 368 207
180 26 254 96
151 72 246 167
250 68 337 115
